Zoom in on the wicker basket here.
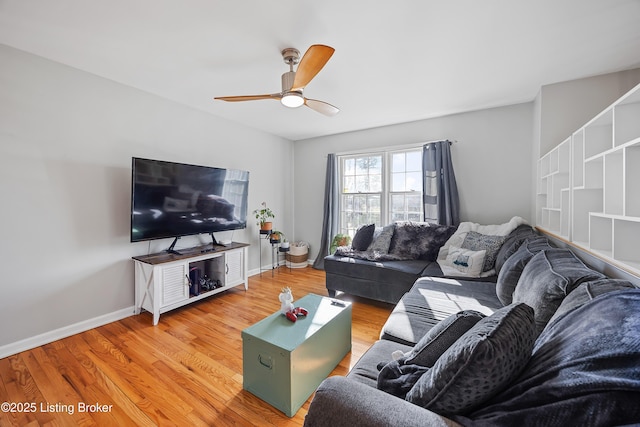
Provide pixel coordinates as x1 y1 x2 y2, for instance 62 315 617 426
285 242 309 268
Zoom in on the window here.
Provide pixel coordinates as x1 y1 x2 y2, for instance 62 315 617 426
339 148 423 237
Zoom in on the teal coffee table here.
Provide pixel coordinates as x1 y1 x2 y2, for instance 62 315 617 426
242 293 352 416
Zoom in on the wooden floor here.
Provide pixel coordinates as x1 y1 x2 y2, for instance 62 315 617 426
0 267 394 426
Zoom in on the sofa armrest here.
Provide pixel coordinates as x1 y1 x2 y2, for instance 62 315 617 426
303 376 461 427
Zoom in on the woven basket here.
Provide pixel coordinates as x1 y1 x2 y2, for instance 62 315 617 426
286 242 309 268
286 253 308 263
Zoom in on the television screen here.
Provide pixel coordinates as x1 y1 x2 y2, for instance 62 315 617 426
131 157 249 242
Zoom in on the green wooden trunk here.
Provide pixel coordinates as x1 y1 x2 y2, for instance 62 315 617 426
242 293 352 417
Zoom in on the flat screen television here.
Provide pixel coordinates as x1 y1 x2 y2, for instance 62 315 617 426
130 157 249 249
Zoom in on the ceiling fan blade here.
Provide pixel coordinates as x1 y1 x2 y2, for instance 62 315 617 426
215 93 281 102
291 45 335 92
304 98 340 117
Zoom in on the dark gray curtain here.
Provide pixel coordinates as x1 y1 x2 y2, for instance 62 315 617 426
423 140 460 226
313 153 339 270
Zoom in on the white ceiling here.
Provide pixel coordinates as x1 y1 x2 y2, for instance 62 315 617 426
1 0 640 141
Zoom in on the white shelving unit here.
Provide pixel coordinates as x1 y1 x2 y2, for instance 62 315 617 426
537 82 640 276
133 242 249 325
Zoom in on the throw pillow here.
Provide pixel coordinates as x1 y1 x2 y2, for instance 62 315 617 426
493 224 537 273
512 249 606 334
495 236 553 305
461 231 507 272
547 278 637 327
388 222 458 261
405 303 536 416
470 291 640 426
351 223 375 251
403 310 486 367
444 246 486 277
367 223 395 254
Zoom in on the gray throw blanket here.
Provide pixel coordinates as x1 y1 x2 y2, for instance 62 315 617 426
335 222 457 262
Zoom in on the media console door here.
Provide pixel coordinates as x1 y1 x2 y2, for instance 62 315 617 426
133 243 249 325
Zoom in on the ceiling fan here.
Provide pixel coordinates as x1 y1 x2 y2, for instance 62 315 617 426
215 44 339 117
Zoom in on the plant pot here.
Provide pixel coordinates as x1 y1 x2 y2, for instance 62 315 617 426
280 241 290 249
260 221 273 231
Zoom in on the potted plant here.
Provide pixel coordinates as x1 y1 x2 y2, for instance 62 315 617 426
280 238 290 249
330 233 352 254
253 202 275 231
270 230 284 244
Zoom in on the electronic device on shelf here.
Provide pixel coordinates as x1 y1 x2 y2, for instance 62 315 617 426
130 157 249 253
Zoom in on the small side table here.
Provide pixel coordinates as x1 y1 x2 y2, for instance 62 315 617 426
279 246 291 271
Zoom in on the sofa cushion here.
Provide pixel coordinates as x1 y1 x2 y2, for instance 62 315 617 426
444 246 486 277
351 223 375 251
403 310 486 367
512 249 606 334
494 224 537 273
495 236 553 305
405 303 536 416
347 339 413 389
468 290 640 427
389 222 458 261
547 278 637 327
461 231 507 272
380 277 502 346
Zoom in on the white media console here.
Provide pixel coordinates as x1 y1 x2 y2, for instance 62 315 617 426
133 242 249 325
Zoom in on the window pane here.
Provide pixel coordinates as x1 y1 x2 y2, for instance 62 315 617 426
392 153 405 172
406 171 422 192
392 172 405 192
407 194 422 211
344 158 355 175
370 174 382 192
406 151 421 171
344 176 355 193
369 156 382 174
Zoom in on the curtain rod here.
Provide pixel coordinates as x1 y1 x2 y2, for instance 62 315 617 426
424 139 457 145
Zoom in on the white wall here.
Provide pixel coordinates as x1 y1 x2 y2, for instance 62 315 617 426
293 102 534 261
538 68 640 156
0 45 293 354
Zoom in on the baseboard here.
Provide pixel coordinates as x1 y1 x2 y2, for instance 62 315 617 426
0 306 135 359
248 260 314 277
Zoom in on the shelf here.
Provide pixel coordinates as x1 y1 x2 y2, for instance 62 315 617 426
626 143 640 217
604 151 623 215
589 215 613 255
572 130 584 188
614 88 640 146
584 156 603 189
584 109 613 158
538 82 640 277
614 219 640 269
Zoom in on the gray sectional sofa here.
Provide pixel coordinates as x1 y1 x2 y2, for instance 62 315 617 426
304 222 640 427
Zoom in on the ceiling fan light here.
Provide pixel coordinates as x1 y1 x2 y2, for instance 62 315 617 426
281 92 304 108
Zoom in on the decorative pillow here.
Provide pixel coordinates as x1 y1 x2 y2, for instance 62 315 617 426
444 246 486 277
493 224 537 273
461 231 507 272
376 310 486 399
403 310 486 367
547 278 637 327
470 291 640 426
405 303 536 416
388 222 458 261
351 223 375 251
495 236 553 305
512 249 606 334
367 223 395 254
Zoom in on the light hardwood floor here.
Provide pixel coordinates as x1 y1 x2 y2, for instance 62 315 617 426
0 267 394 426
